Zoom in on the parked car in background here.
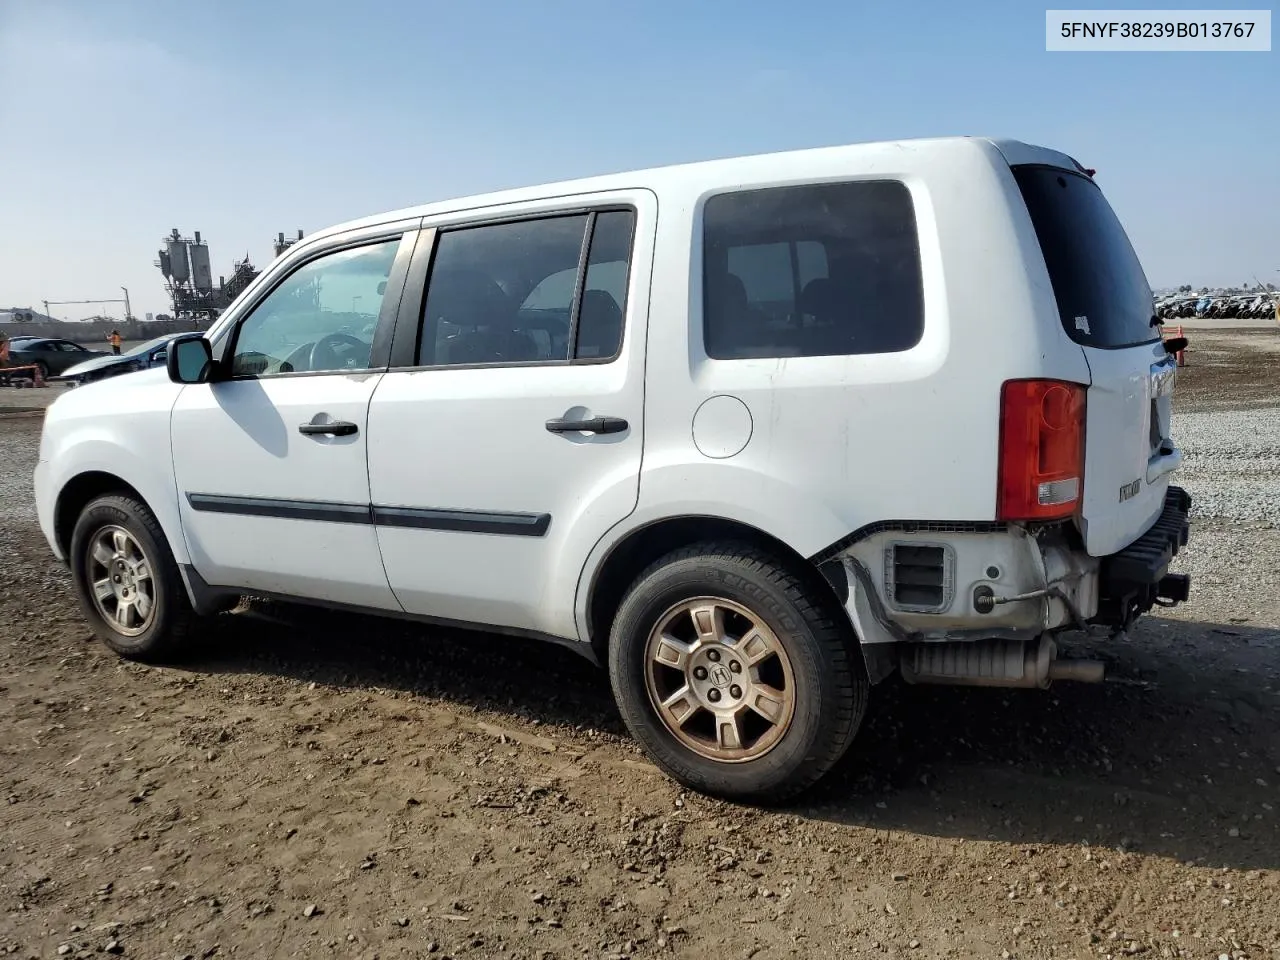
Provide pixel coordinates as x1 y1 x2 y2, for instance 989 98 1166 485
0 335 43 361
8 338 109 379
56 334 181 387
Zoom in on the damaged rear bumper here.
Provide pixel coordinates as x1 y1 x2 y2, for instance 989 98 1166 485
1092 485 1193 627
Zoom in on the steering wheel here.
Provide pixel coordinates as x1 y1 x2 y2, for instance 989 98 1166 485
308 332 369 372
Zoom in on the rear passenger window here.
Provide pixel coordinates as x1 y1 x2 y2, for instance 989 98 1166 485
418 209 635 367
702 181 923 359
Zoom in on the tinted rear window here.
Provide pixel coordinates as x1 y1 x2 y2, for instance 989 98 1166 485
702 180 924 359
1012 165 1157 349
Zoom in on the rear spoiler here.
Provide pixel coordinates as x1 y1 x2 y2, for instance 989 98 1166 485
1067 156 1097 178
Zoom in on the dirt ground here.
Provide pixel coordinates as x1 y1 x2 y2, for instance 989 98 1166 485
2 332 1278 960
1171 328 1280 412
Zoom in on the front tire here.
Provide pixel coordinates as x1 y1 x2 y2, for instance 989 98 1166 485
69 494 196 662
608 542 868 803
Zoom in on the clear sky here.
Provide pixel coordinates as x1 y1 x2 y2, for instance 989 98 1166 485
1 0 1275 320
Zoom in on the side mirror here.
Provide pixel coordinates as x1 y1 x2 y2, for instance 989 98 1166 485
167 334 215 384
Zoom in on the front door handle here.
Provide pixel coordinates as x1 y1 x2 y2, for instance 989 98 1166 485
298 420 359 437
545 416 628 435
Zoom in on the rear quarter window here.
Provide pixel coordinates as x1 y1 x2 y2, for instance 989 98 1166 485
702 180 924 360
1012 165 1158 350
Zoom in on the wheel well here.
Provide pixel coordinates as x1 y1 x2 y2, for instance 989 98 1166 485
586 516 850 663
54 472 143 557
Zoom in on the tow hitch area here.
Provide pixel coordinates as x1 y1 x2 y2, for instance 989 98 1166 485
1094 486 1193 626
1157 572 1191 605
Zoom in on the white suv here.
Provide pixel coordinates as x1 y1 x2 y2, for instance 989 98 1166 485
34 137 1192 801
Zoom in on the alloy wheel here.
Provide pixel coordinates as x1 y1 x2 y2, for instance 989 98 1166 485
643 597 796 763
86 525 156 637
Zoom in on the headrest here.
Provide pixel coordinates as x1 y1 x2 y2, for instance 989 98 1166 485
580 288 621 320
427 269 513 326
800 277 842 316
707 272 749 311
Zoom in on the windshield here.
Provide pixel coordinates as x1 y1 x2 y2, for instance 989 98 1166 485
124 335 175 357
1012 165 1158 350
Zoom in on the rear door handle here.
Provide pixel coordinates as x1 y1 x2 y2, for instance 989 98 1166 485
298 420 359 437
545 416 628 435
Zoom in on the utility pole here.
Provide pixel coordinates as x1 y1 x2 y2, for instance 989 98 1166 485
43 300 52 321
121 287 132 321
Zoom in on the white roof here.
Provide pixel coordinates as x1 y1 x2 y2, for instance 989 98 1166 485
305 135 1074 246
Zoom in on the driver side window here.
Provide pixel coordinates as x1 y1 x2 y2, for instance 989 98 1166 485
231 238 400 377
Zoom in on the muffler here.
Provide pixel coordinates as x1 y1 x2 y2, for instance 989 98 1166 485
900 637 1105 689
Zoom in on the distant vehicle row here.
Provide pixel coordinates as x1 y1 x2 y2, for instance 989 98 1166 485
1155 293 1278 320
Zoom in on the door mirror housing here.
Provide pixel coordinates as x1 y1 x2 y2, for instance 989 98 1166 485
167 334 216 384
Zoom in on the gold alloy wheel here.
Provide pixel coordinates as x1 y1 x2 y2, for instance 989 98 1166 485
642 596 797 763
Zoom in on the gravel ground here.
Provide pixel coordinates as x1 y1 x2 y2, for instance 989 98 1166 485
0 383 63 412
1 331 1277 960
0 417 39 523
1174 406 1280 527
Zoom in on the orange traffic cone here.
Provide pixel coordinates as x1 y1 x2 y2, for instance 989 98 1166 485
1162 324 1187 367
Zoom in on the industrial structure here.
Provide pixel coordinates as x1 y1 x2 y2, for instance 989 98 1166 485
274 230 305 258
155 227 304 321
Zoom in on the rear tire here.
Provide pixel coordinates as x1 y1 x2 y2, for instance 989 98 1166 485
608 541 867 803
69 494 197 662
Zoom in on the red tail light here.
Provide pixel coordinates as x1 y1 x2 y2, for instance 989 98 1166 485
997 379 1086 522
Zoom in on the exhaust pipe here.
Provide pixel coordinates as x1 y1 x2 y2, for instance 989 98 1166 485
900 637 1105 689
1046 658 1106 684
